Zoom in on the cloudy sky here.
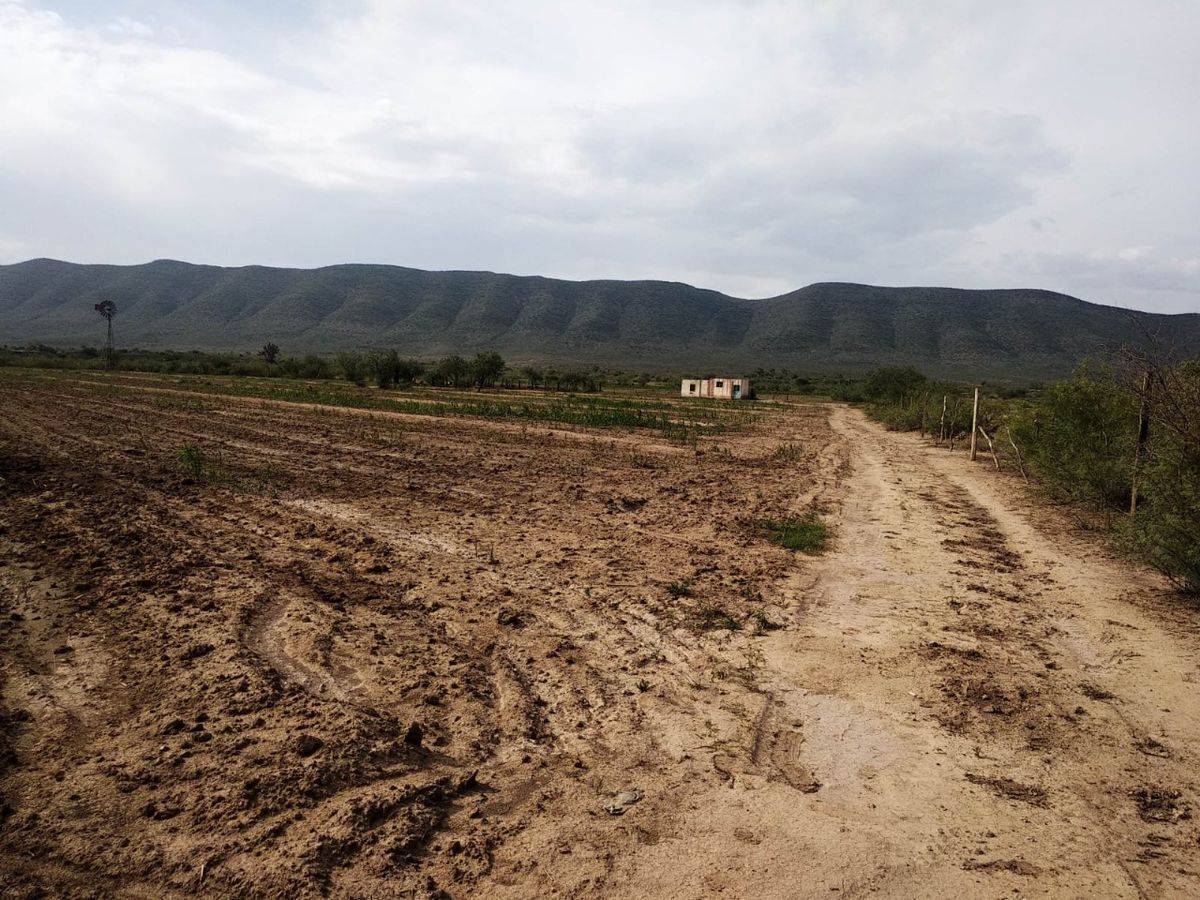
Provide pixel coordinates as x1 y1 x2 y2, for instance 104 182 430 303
1 1 1197 312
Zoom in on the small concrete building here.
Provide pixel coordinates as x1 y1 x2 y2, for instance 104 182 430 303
681 376 752 400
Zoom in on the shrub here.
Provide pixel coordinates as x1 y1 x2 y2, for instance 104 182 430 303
279 354 332 379
1119 360 1200 593
863 366 927 404
1009 368 1135 510
666 579 695 598
693 603 741 631
336 352 367 386
429 355 470 388
761 513 828 553
469 351 505 388
176 444 208 480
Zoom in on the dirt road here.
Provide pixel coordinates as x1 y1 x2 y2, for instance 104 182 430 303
609 406 1200 898
1 377 1197 898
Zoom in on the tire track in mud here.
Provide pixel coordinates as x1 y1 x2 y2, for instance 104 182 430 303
242 593 358 705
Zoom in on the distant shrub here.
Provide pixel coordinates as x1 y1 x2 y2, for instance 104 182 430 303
863 366 927 404
469 351 505 388
429 355 471 388
279 354 332 380
336 351 366 386
395 357 424 385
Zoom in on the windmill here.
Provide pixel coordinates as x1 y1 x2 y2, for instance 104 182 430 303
94 299 117 369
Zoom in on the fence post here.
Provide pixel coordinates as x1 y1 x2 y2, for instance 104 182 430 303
939 395 947 445
969 388 980 461
1130 371 1151 515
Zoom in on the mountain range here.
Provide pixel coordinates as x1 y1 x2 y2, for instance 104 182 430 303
2 258 1197 378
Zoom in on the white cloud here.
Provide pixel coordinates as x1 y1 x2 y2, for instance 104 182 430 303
0 0 1197 312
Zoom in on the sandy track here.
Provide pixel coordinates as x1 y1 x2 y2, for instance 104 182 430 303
1 376 1197 898
598 407 1200 899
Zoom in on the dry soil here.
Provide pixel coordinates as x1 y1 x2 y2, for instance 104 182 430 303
1 374 1197 898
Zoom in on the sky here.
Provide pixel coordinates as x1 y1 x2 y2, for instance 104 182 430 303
1 0 1197 313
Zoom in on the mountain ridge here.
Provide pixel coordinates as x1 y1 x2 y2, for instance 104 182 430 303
2 257 1197 378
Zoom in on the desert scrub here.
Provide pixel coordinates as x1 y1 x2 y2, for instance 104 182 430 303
666 578 695 598
175 443 210 480
772 443 806 461
749 608 778 634
692 602 741 631
761 512 828 553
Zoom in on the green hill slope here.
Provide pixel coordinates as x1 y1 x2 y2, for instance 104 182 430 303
2 258 1196 378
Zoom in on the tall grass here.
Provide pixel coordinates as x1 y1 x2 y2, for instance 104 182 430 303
761 513 828 553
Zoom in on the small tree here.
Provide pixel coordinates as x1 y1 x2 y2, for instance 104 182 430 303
431 355 470 387
366 349 401 389
94 300 118 369
469 351 505 388
395 357 424 385
259 342 280 364
522 366 543 389
337 351 367 386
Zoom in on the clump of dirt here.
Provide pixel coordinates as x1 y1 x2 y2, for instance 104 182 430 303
1080 682 1116 701
1130 787 1191 824
965 772 1049 807
963 858 1041 876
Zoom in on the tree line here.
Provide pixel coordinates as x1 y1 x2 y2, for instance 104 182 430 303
2 342 603 393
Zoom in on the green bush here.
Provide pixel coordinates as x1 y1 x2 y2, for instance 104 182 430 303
336 351 367 386
279 354 332 379
175 443 209 480
761 513 828 553
1009 369 1135 510
863 366 927 404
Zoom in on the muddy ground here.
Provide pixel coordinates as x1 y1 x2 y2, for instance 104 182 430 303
1 372 1197 898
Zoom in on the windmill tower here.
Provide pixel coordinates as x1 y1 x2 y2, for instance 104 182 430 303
94 300 118 369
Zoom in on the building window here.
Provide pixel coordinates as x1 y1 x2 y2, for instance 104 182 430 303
716 380 723 387
688 384 696 393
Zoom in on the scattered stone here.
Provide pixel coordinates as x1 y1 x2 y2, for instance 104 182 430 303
496 607 525 628
180 642 214 662
141 801 181 821
604 787 643 816
294 734 324 757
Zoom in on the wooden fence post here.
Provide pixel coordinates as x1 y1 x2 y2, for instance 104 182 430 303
939 395 947 445
1130 371 1151 515
968 388 980 461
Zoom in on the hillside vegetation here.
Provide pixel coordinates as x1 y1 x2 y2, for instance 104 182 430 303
3 258 1198 379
